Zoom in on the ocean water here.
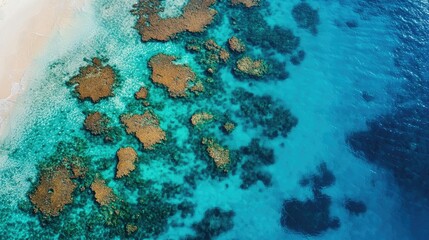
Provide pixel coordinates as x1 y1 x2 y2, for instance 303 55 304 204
0 0 428 239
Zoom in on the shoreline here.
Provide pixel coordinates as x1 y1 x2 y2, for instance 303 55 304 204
0 0 86 139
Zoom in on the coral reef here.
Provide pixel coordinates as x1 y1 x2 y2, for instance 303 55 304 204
281 163 339 235
223 121 236 134
29 166 77 217
190 207 235 239
116 147 138 178
121 111 166 149
148 54 196 97
135 87 148 100
228 36 246 53
232 88 298 138
300 162 336 191
344 199 367 216
280 191 340 235
132 0 217 42
84 112 110 136
238 139 275 189
292 2 320 35
91 178 116 206
230 0 260 8
234 56 269 78
202 138 231 172
191 112 214 127
68 58 116 103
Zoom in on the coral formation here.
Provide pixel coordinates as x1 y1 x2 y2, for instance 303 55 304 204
223 121 236 134
29 166 76 217
191 112 214 127
84 112 110 136
132 0 217 42
280 191 340 235
232 88 298 138
121 111 166 149
292 2 320 35
148 54 196 97
234 56 268 78
281 163 339 235
228 36 246 53
190 207 235 239
190 81 205 94
238 139 275 189
344 199 367 216
116 147 138 178
135 87 148 100
68 58 116 103
202 138 231 172
91 178 116 206
230 0 260 8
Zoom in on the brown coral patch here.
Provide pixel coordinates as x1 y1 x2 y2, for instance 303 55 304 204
133 0 217 42
148 54 196 97
84 112 110 135
190 81 205 94
228 36 246 53
230 0 260 7
223 122 236 133
235 56 269 78
135 87 148 100
116 147 138 178
91 178 116 206
69 58 116 103
29 166 76 217
121 111 166 149
191 112 214 126
126 224 138 235
202 138 231 172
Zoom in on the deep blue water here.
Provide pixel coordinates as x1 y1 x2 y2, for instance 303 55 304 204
0 0 428 239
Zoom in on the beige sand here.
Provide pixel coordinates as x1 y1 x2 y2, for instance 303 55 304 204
0 0 86 137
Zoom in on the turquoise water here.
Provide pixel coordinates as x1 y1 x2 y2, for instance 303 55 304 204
0 0 428 239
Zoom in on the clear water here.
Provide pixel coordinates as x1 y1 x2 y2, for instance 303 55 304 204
0 0 428 239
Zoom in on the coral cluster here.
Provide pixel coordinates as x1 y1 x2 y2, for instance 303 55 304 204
121 111 166 149
228 36 246 53
292 2 320 35
191 112 214 127
202 138 231 172
29 166 76 217
148 54 196 97
281 163 339 235
68 58 116 103
84 112 110 135
189 207 235 239
116 147 138 178
223 121 236 134
230 0 260 8
135 87 148 100
91 178 116 206
234 56 268 78
132 0 217 42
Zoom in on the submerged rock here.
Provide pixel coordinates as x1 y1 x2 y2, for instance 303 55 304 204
228 36 246 53
191 112 214 127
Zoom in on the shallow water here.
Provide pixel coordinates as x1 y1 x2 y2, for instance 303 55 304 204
0 0 428 239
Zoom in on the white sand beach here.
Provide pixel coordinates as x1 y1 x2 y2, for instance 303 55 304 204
0 0 86 138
